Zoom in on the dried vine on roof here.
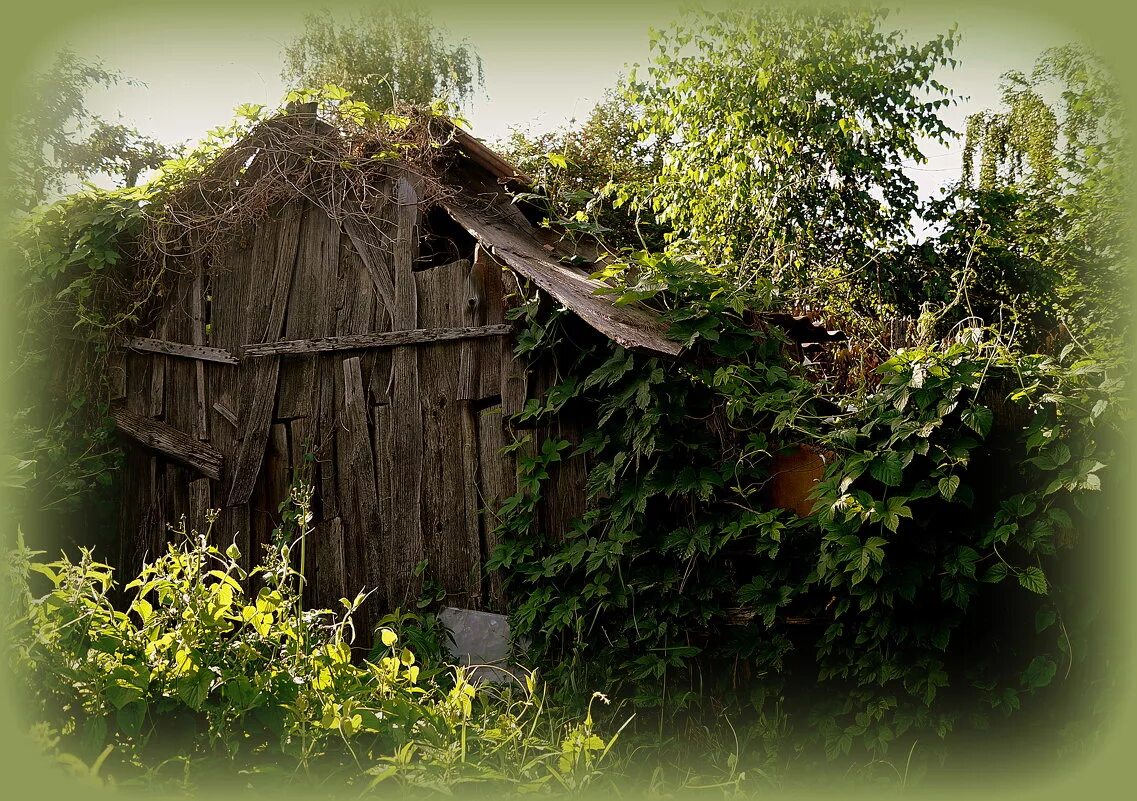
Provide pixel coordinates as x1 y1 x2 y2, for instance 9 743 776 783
141 103 459 270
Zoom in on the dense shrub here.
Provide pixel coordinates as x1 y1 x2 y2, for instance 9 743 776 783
491 253 1125 767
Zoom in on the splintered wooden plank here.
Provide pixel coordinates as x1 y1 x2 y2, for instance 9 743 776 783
371 403 394 600
226 364 280 505
340 357 383 621
247 472 273 596
315 357 339 520
149 350 166 418
112 407 223 480
122 350 158 566
334 221 393 407
339 184 395 407
456 255 483 401
460 406 482 609
125 337 238 364
474 247 508 400
125 349 150 415
265 423 291 528
416 255 480 606
334 365 361 603
344 179 395 319
190 260 210 441
314 516 346 610
163 268 201 486
476 404 515 611
150 458 166 553
244 325 512 357
278 205 340 420
225 203 304 506
188 478 211 536
459 246 511 403
117 444 147 577
344 217 395 315
121 348 158 572
500 267 529 416
332 229 377 336
207 238 254 553
209 234 255 353
389 173 425 605
148 317 168 419
443 200 681 357
165 463 190 535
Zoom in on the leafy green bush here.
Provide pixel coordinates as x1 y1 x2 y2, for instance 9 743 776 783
807 334 1122 757
3 492 621 795
491 252 1124 768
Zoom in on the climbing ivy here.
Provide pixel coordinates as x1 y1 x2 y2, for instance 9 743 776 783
490 250 1125 763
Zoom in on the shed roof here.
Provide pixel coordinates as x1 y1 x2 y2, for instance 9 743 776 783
439 124 682 358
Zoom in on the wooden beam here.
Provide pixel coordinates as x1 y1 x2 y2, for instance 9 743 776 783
212 400 238 428
112 407 223 480
242 324 512 357
458 251 486 402
125 336 239 365
443 201 682 358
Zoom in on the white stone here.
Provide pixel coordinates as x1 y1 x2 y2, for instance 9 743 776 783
437 607 528 685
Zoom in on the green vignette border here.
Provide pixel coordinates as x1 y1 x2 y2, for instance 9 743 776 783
0 0 1135 799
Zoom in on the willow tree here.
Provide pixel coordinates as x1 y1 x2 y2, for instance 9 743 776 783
956 45 1128 345
281 3 483 111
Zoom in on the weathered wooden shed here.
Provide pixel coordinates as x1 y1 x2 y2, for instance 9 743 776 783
111 108 680 632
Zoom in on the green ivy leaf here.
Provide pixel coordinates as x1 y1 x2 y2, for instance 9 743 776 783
1017 566 1049 595
1035 607 1058 633
176 668 212 711
868 452 904 486
117 700 147 736
961 405 993 437
982 562 1010 583
1021 656 1057 690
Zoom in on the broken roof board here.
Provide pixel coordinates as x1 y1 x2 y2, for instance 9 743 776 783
442 200 682 358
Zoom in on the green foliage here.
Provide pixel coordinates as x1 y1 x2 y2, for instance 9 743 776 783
4 493 621 794
491 256 819 709
4 184 152 538
626 5 958 317
807 333 1122 754
491 248 1123 765
498 91 668 251
281 3 483 112
956 44 1130 344
4 48 178 213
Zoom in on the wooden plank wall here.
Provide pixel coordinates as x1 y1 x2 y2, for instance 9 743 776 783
119 173 590 645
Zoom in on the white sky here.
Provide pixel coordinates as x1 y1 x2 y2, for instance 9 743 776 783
48 1 1079 201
